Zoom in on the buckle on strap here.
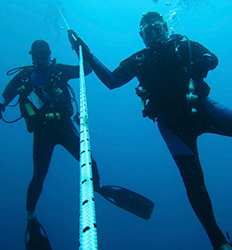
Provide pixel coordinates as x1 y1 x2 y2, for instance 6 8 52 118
44 112 61 120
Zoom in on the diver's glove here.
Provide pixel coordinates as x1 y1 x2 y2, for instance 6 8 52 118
67 30 93 60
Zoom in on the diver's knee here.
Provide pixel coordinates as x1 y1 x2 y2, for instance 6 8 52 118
175 155 206 188
181 171 207 198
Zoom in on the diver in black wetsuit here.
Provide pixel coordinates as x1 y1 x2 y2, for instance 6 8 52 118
68 12 232 250
0 40 154 234
0 40 99 221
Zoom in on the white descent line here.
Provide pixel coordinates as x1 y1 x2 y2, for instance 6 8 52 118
78 45 99 250
56 4 71 30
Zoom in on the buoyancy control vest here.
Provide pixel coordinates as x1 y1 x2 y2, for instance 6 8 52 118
134 34 211 119
8 64 76 132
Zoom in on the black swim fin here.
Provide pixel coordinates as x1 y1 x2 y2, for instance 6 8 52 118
25 218 53 250
99 185 154 220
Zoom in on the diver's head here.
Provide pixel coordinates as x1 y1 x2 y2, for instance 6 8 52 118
139 12 169 48
29 40 51 69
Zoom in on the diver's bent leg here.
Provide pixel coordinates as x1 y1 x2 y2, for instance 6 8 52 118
174 155 227 248
158 120 227 248
60 120 101 191
202 98 232 136
26 130 54 214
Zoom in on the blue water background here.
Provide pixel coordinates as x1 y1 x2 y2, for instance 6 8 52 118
0 0 232 249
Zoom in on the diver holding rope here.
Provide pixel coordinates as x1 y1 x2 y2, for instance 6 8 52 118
68 12 232 250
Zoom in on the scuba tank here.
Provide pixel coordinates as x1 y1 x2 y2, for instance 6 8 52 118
185 36 208 114
186 79 199 114
185 37 211 114
134 36 211 118
3 64 80 130
185 36 199 114
1 66 33 124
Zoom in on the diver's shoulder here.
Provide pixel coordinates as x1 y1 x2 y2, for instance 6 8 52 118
168 33 186 43
53 63 65 70
54 63 76 71
14 66 33 79
54 63 66 67
6 66 33 86
121 48 149 65
168 33 201 45
129 48 149 58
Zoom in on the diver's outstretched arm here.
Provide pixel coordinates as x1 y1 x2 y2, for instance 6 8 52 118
68 29 136 89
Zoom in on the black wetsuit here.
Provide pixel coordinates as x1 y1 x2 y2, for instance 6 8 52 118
82 34 230 248
2 63 100 213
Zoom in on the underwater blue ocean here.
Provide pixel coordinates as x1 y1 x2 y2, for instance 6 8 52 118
0 0 232 249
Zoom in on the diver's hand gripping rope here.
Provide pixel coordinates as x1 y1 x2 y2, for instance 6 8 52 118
78 45 98 250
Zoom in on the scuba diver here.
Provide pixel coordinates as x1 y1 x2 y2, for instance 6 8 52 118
0 40 154 249
68 12 232 250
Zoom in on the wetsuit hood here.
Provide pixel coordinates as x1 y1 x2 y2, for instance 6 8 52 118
139 12 169 48
29 40 51 70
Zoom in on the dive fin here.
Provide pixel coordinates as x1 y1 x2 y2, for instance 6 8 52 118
99 185 154 220
25 218 53 250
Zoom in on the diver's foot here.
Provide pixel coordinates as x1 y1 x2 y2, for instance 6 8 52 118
26 217 39 233
25 217 53 250
215 243 232 250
